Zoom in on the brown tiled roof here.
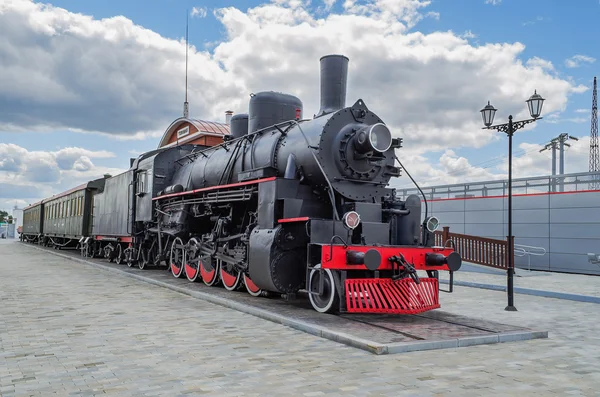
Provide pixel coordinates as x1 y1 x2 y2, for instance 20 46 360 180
158 117 231 148
191 119 230 135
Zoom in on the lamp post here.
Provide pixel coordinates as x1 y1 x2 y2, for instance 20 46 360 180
480 90 545 311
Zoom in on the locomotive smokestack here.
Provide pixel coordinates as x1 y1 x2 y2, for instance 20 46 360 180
317 54 349 117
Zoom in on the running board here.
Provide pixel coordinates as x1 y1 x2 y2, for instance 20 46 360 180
345 278 440 314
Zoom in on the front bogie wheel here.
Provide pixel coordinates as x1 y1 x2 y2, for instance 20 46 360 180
308 264 340 314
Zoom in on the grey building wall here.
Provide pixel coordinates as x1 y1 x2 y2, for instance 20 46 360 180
425 191 600 275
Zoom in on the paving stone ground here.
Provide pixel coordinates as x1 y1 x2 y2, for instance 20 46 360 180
1 239 600 396
442 263 600 298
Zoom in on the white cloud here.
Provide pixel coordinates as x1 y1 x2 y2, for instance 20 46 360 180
392 134 591 191
0 0 585 154
565 54 596 68
390 146 507 190
485 0 501 5
0 144 124 208
212 2 583 152
0 197 31 212
323 0 337 11
543 112 588 124
526 56 554 71
425 11 440 20
461 30 477 39
0 0 240 138
439 150 498 180
522 16 546 26
340 0 435 30
54 147 115 170
575 108 589 113
191 7 207 18
72 156 94 171
506 137 590 178
570 84 591 94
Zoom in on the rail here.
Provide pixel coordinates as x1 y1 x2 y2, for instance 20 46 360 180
434 227 511 270
514 244 547 272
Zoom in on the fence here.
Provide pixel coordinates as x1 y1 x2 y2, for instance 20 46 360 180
397 171 600 200
435 226 512 270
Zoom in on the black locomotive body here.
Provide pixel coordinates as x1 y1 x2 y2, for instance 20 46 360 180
22 54 461 315
153 55 461 313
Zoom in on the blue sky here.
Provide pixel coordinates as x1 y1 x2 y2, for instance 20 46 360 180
0 0 598 210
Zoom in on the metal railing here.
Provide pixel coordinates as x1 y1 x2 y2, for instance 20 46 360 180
434 227 511 270
397 171 600 201
514 244 547 272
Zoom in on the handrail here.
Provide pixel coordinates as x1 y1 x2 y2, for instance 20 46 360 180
514 244 546 256
399 170 600 191
514 243 546 272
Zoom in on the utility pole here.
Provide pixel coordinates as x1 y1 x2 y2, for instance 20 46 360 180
542 133 579 192
540 140 558 192
558 133 578 191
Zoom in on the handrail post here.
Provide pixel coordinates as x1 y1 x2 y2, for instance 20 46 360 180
442 226 450 245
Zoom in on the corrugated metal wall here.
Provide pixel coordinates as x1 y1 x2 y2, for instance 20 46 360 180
425 191 600 275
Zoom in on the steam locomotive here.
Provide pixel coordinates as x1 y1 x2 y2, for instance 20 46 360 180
22 55 461 314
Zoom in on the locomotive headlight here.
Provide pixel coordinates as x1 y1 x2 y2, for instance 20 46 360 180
354 123 392 154
426 216 440 232
343 211 361 229
369 123 392 152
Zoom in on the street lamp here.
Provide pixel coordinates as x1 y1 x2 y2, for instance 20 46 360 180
480 91 545 312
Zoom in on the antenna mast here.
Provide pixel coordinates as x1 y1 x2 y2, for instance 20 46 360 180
590 76 599 189
183 11 190 119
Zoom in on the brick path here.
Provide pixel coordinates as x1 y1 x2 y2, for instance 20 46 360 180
1 240 600 396
445 263 600 298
